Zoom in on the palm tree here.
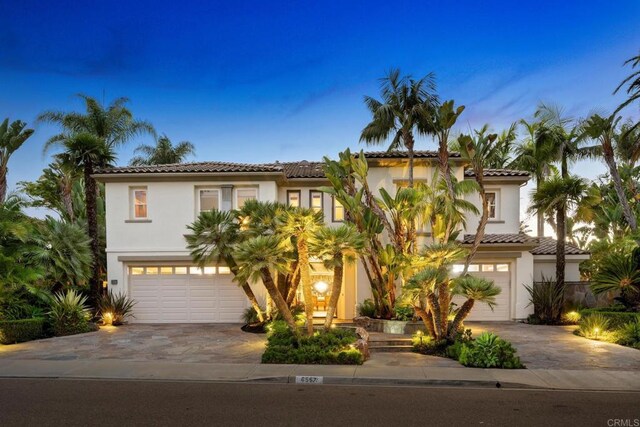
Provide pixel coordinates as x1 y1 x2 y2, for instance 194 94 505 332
0 118 34 204
360 69 438 187
529 175 589 318
38 95 154 302
590 252 640 307
310 225 366 329
511 119 557 237
614 50 640 116
280 208 324 335
185 210 265 322
457 125 502 272
130 134 195 165
579 114 639 238
234 235 298 332
432 100 466 199
449 274 501 334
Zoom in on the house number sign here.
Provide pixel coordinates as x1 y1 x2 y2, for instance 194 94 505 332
295 376 323 384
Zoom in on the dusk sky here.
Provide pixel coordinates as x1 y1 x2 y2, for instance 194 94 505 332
2 0 640 217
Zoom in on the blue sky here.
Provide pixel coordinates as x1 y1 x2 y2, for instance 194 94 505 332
1 0 639 204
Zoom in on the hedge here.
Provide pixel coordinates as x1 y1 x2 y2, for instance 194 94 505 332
578 309 640 328
0 318 45 344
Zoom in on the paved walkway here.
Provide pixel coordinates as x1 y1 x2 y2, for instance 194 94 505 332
466 322 640 370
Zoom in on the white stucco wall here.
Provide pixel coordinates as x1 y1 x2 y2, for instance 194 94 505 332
514 251 535 319
463 182 523 234
533 255 587 282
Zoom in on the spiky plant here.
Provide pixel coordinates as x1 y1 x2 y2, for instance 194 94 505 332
97 291 136 325
450 275 501 333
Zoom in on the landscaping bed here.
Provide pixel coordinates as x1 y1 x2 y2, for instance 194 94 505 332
575 310 640 350
262 321 364 365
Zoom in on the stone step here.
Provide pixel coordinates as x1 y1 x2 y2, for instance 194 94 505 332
368 345 414 353
369 339 413 346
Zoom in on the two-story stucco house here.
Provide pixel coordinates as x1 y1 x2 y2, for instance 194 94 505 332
94 150 589 324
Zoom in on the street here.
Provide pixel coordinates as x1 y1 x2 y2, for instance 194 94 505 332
0 379 638 426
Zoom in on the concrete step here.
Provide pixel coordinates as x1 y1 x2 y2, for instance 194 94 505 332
369 339 413 346
369 345 414 353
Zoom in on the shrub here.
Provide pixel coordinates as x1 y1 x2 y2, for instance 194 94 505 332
357 298 376 317
49 289 94 336
615 318 640 349
394 304 414 321
0 318 45 344
412 334 448 356
457 332 524 369
562 310 582 324
525 277 564 324
261 321 363 365
243 307 261 324
576 313 612 340
578 308 640 329
97 291 136 325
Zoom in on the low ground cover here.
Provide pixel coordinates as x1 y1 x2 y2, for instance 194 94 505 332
261 321 363 365
575 312 640 349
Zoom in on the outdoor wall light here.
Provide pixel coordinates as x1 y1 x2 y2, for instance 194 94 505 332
102 312 114 326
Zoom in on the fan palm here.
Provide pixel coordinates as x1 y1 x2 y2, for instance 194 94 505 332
614 50 640 116
234 235 297 332
309 225 366 329
590 252 640 300
279 208 324 335
529 175 589 317
450 275 501 333
185 210 265 322
130 134 195 165
431 100 466 199
360 68 438 187
0 118 34 204
38 95 154 302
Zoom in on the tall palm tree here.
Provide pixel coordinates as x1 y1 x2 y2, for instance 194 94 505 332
579 114 639 238
360 68 439 187
457 125 502 272
529 175 589 319
309 225 365 329
234 235 298 332
432 100 466 199
130 134 195 165
614 50 640 116
0 118 34 204
185 210 265 322
511 119 557 237
38 95 154 302
280 208 324 335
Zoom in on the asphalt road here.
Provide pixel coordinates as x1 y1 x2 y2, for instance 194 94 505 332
0 379 638 426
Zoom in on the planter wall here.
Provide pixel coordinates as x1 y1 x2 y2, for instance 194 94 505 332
353 317 425 335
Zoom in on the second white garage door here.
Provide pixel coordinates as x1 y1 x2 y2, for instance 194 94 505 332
128 265 248 323
452 263 511 321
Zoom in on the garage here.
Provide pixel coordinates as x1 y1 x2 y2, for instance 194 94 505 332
128 265 248 323
452 263 511 321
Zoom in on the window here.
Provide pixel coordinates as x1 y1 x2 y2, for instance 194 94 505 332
160 267 173 275
496 264 509 272
199 189 220 212
310 190 323 213
467 264 480 272
174 267 188 275
236 188 257 209
202 266 216 275
486 192 497 219
146 267 159 275
218 266 231 274
130 267 144 275
189 266 203 275
287 190 301 207
332 196 344 222
482 264 495 272
131 188 148 219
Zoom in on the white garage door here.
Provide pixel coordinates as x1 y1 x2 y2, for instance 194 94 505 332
128 265 248 323
452 263 511 321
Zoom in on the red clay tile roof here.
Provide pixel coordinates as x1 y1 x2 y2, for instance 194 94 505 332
463 233 539 245
269 161 326 179
358 150 461 159
95 161 283 174
530 237 590 255
464 169 530 177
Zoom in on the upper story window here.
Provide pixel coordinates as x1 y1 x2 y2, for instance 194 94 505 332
332 196 344 222
310 190 323 213
486 191 497 219
236 188 257 209
199 189 220 212
287 190 301 208
131 187 148 219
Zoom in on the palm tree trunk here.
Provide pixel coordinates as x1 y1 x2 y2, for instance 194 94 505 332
438 139 456 200
604 150 638 234
414 305 436 338
0 165 7 204
260 267 297 332
406 135 415 188
226 257 264 322
536 177 544 237
463 174 488 274
555 206 566 321
286 267 300 306
448 299 474 338
426 292 443 340
298 239 315 335
324 264 343 330
61 181 75 222
84 161 101 305
437 282 449 337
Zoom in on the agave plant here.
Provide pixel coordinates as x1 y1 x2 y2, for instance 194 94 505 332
49 289 92 336
525 277 564 324
97 291 136 325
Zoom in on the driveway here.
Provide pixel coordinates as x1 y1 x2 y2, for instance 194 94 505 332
467 322 640 370
0 324 266 364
